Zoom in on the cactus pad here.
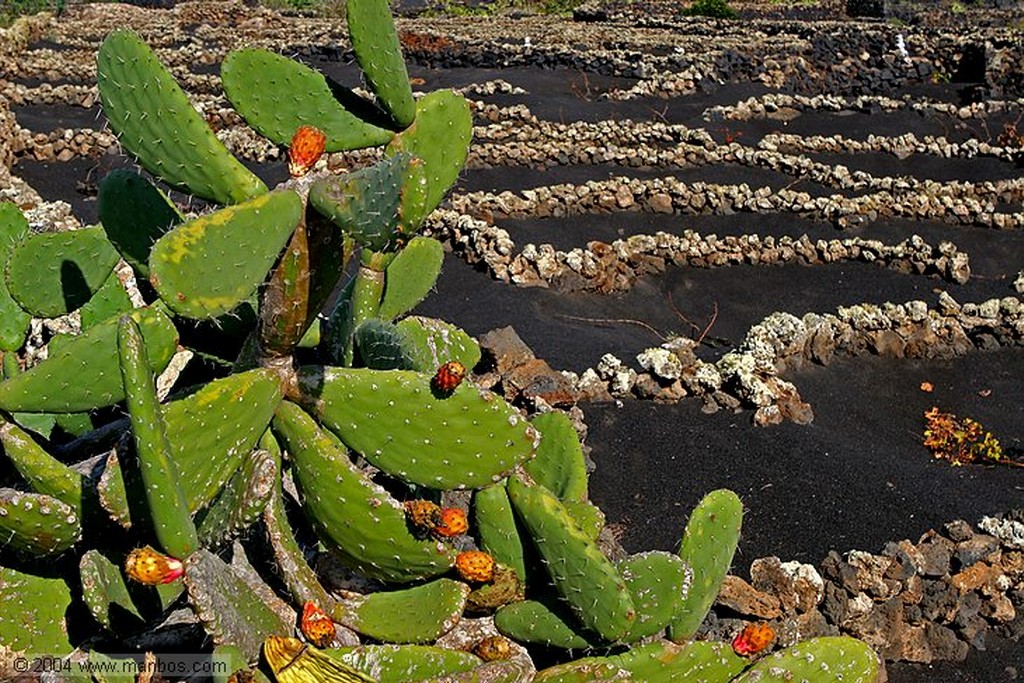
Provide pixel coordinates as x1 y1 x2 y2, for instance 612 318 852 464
326 645 483 682
377 237 444 321
308 153 408 252
733 636 882 682
507 474 635 642
0 488 80 555
533 640 749 682
354 318 416 370
272 400 457 582
0 564 75 654
119 315 198 558
98 169 182 277
221 48 393 151
0 416 84 513
263 637 378 683
6 225 121 318
493 599 599 650
525 412 589 503
618 551 688 642
296 366 539 489
79 270 135 329
668 489 743 642
0 305 177 413
149 189 303 319
386 90 472 230
97 30 266 205
80 549 145 631
196 448 277 548
183 549 292 661
473 484 526 582
340 578 469 643
347 0 416 129
0 202 31 351
395 316 481 375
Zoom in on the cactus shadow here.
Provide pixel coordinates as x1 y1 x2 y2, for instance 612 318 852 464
60 260 93 313
324 78 396 132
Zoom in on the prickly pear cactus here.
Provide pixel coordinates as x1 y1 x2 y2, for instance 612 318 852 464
0 3 883 681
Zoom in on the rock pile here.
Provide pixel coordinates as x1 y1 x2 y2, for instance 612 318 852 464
575 294 1024 425
705 512 1024 664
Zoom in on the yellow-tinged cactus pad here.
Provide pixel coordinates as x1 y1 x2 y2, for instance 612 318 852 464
149 190 303 319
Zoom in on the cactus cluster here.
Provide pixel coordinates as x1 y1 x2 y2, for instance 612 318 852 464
0 0 882 681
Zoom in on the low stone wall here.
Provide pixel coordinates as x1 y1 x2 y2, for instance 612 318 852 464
707 512 1024 664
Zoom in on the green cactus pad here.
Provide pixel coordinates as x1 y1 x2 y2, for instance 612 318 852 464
506 474 635 642
272 400 456 583
5 225 120 318
80 549 144 631
395 316 481 375
341 578 469 643
183 548 292 661
213 645 262 683
347 0 416 129
98 369 283 528
733 637 882 682
473 485 526 582
149 189 303 319
0 202 31 351
296 366 539 489
0 416 84 514
326 645 482 682
422 661 532 683
221 48 393 151
525 412 589 503
0 488 80 555
97 30 266 205
263 471 339 615
196 448 277 548
534 640 749 682
0 305 177 413
98 169 183 277
354 318 416 370
79 270 135 329
119 315 198 558
0 564 75 654
386 90 472 230
493 599 599 650
667 489 743 642
308 153 408 252
377 237 444 321
618 552 688 642
562 500 604 542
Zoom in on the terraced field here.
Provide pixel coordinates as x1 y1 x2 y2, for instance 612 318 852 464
1 1 1023 680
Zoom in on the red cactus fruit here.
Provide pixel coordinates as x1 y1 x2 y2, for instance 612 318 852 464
124 546 184 585
455 550 496 583
432 360 467 394
732 621 775 656
300 600 336 648
473 635 513 662
433 506 469 538
288 125 327 177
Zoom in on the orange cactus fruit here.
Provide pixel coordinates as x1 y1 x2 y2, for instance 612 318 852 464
124 545 184 585
455 550 496 583
431 361 467 394
404 499 442 532
433 506 469 538
473 635 513 662
288 125 327 177
300 601 336 648
732 622 775 657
